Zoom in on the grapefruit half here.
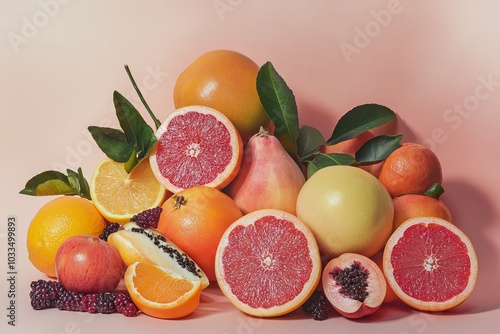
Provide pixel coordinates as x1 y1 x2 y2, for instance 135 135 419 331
149 105 243 193
383 217 478 312
215 209 321 317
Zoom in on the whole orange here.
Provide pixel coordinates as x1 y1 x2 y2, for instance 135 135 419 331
392 193 452 230
320 131 380 175
26 196 107 277
173 50 270 142
378 142 442 197
156 186 243 281
320 131 374 156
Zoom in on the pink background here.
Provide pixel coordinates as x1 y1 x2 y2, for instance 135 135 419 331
1 1 499 333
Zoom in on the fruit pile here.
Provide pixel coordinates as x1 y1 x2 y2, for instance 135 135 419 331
22 50 478 321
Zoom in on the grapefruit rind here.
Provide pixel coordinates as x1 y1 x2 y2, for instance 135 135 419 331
215 209 322 317
382 217 478 312
149 105 243 193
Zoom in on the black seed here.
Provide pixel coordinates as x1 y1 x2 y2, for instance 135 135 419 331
330 261 370 302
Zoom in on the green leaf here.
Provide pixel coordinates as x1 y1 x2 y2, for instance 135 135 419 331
113 91 157 171
424 183 445 199
88 126 134 162
355 134 403 164
326 103 396 145
297 125 326 161
306 153 355 179
257 61 299 157
19 169 91 199
67 168 91 200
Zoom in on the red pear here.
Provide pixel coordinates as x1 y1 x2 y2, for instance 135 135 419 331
226 127 305 215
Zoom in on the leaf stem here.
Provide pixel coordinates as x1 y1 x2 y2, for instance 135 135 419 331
124 65 161 130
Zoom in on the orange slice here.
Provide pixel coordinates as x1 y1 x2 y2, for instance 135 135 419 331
149 105 243 193
90 158 168 224
124 262 202 319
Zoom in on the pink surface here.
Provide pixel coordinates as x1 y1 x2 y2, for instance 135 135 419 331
1 1 499 333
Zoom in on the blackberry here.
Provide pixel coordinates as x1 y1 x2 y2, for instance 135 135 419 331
114 292 139 317
99 222 121 241
29 279 59 310
302 290 333 321
131 206 163 229
29 280 138 317
54 288 84 311
82 293 116 314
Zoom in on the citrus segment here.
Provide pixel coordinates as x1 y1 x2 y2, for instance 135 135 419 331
89 158 167 224
149 105 243 193
383 217 478 311
27 196 106 277
124 262 202 319
215 209 321 317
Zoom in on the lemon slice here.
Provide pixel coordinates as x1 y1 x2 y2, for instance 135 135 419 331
90 158 167 224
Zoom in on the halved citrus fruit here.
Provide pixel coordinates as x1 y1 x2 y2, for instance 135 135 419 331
215 209 321 317
149 105 243 193
383 217 478 312
107 222 209 288
124 261 202 319
90 158 168 224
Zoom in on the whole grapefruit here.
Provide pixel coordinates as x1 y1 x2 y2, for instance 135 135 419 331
296 165 393 260
173 50 270 142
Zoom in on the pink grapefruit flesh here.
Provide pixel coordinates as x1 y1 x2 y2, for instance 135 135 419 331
149 105 243 193
215 209 321 317
383 217 478 312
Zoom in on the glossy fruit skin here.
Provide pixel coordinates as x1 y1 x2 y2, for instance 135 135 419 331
378 143 443 197
322 253 386 318
392 193 452 230
226 128 305 215
296 166 394 260
320 131 374 156
156 186 243 282
55 235 123 293
27 196 106 277
173 50 270 142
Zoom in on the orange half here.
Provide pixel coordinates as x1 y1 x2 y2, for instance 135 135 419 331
124 262 202 319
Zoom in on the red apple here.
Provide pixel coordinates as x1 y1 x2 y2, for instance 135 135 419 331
322 253 386 318
55 234 123 293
